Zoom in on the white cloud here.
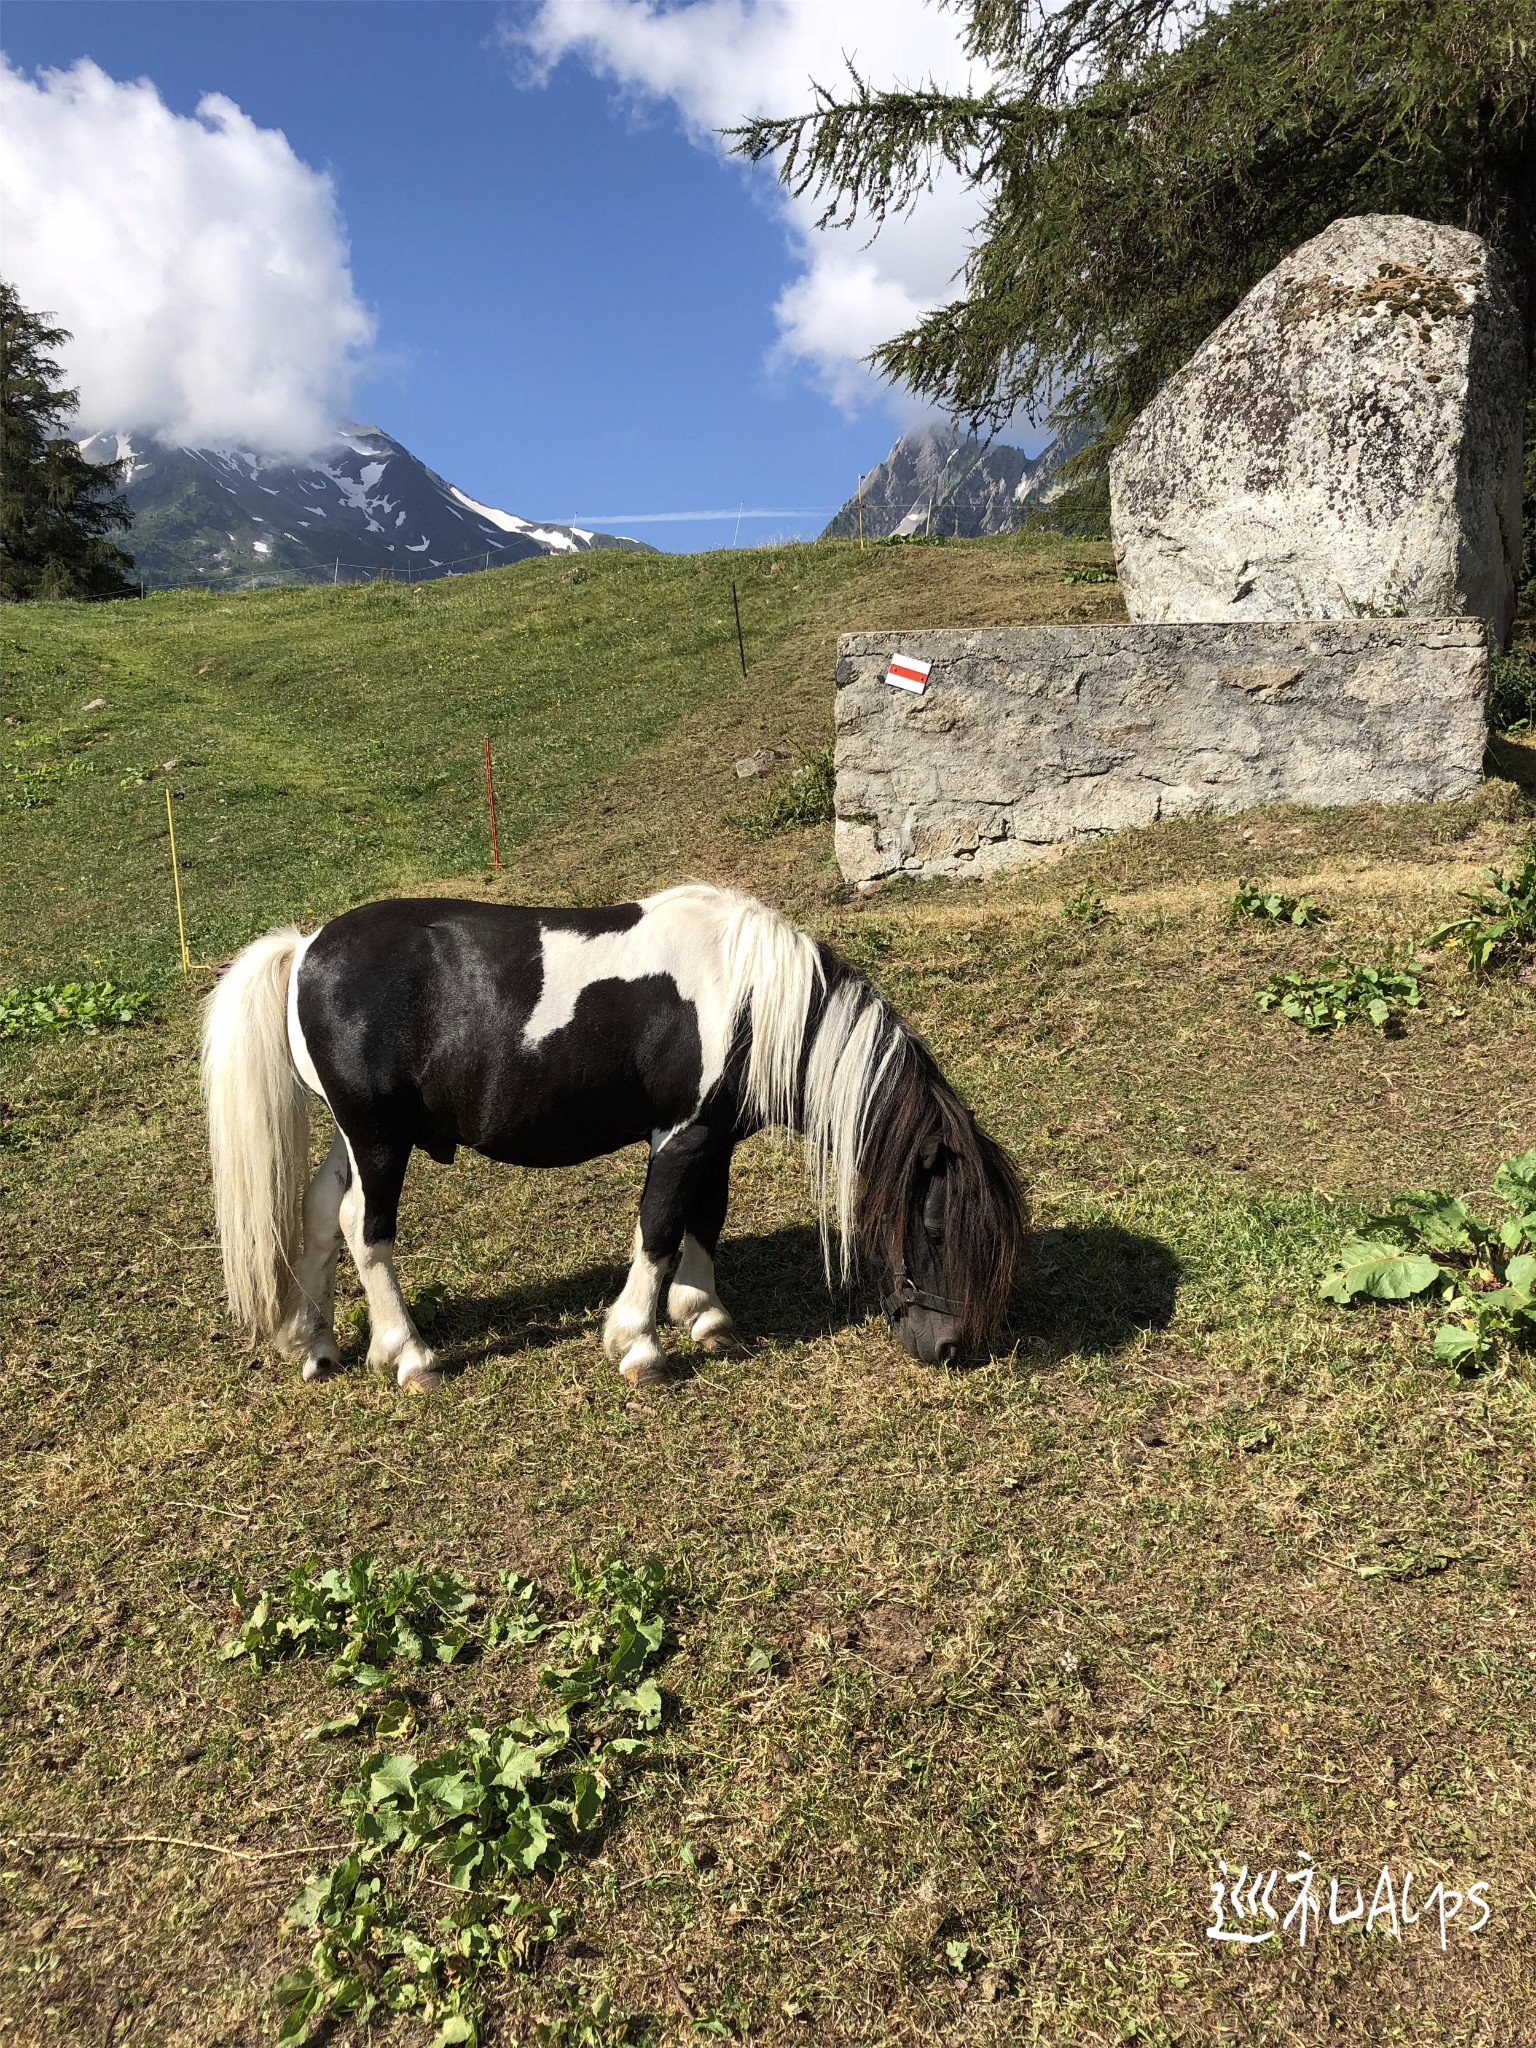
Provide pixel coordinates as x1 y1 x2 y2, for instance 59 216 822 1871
0 58 374 455
509 0 990 417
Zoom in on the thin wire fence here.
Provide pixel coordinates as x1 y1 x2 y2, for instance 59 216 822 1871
209 545 513 593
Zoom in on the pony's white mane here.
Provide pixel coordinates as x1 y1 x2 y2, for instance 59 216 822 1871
800 979 904 1279
657 884 905 1282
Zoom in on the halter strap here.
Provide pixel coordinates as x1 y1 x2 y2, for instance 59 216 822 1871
881 1267 954 1321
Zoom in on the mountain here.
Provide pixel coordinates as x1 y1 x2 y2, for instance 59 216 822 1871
820 421 1087 542
77 423 651 589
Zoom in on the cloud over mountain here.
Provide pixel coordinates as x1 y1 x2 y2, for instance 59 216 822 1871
509 0 989 416
0 57 374 456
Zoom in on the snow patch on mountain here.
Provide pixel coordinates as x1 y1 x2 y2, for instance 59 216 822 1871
78 420 651 587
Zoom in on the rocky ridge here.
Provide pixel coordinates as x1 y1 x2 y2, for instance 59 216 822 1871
79 423 650 588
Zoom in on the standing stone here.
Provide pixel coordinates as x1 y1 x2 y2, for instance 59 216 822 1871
1110 215 1526 643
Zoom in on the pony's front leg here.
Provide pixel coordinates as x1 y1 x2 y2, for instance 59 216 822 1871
602 1225 673 1386
665 1144 740 1353
275 1129 349 1381
666 1235 738 1353
604 1124 723 1385
337 1140 441 1394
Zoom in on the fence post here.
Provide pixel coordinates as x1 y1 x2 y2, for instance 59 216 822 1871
165 786 191 974
731 582 748 678
483 736 501 870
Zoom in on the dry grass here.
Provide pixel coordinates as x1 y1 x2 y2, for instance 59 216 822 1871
2 542 1535 2047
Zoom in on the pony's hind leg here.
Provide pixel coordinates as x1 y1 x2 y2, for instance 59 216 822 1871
336 1137 441 1394
276 1128 349 1381
665 1144 740 1354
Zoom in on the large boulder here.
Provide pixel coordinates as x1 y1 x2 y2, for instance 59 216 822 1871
1110 216 1526 643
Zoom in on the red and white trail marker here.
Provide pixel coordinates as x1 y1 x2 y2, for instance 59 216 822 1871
885 652 931 695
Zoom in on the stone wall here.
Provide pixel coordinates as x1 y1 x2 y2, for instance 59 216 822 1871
833 622 1488 886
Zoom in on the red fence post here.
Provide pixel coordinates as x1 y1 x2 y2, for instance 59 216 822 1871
483 735 501 870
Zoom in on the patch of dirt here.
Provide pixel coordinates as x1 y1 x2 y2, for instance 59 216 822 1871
850 1602 932 1677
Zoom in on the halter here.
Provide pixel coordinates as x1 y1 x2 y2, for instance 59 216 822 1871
881 1266 954 1322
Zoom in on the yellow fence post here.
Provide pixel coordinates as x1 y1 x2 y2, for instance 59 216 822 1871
165 784 190 974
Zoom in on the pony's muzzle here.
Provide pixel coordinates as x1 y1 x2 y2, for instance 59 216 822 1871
883 1272 965 1365
895 1307 965 1365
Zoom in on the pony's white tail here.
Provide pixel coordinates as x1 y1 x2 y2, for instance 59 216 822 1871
200 926 309 1340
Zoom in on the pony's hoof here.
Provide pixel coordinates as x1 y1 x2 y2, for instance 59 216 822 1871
691 1311 743 1357
300 1340 341 1382
618 1337 673 1388
394 1342 439 1391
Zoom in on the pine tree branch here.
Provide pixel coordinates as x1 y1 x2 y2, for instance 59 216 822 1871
731 0 1533 464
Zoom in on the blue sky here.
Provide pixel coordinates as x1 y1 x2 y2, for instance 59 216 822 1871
2 2 984 552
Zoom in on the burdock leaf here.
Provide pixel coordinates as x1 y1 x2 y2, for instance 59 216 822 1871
1320 1241 1445 1304
1493 1149 1536 1209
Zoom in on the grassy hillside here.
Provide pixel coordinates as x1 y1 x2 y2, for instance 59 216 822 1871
3 540 1535 2047
0 537 1120 989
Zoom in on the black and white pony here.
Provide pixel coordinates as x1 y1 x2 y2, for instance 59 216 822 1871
202 884 1023 1392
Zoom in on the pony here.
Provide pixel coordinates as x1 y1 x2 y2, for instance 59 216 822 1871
201 884 1024 1392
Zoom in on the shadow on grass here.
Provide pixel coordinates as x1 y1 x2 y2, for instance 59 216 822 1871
421 1219 1178 1379
1006 1221 1182 1363
426 1222 873 1378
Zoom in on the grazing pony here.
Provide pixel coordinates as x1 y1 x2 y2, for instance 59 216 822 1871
202 884 1024 1391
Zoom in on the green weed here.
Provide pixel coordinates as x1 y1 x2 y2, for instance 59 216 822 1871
746 747 835 834
1321 1148 1536 1369
1061 565 1117 585
0 980 152 1040
1229 879 1328 927
1426 845 1536 980
1059 887 1111 924
2 756 91 808
222 1555 544 1689
535 1990 655 2046
1489 643 1536 735
411 1279 451 1331
1255 961 1423 1033
272 1555 669 2048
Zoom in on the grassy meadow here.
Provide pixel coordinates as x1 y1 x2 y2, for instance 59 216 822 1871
2 537 1535 2047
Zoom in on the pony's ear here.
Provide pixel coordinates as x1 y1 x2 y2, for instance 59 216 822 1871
918 1133 944 1171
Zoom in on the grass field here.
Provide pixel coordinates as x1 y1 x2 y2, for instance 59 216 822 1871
3 537 1535 2047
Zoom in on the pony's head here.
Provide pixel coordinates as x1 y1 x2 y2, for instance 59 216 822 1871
768 943 1025 1364
855 1036 1025 1364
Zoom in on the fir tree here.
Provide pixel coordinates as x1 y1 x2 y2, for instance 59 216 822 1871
731 0 1534 528
1 279 135 601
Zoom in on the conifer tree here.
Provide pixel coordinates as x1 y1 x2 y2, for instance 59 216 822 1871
1 280 135 601
732 0 1534 529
